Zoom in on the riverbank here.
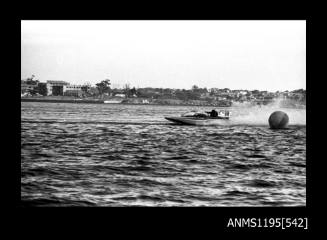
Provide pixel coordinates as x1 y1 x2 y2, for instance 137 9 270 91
21 96 305 108
21 97 104 104
21 96 232 107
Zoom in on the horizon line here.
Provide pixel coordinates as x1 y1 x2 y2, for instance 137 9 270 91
21 79 305 92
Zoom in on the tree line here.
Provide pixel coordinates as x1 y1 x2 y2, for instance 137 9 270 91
22 75 306 104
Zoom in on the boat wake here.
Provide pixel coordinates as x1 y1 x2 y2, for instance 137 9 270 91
230 99 306 126
21 119 171 126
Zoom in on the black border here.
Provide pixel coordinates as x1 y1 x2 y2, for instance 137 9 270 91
13 14 316 233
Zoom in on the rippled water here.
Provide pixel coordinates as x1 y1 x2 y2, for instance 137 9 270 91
21 102 306 206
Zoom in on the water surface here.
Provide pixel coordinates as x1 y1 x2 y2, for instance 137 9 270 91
21 102 306 206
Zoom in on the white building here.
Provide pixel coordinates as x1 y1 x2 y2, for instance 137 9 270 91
45 80 84 96
114 93 126 98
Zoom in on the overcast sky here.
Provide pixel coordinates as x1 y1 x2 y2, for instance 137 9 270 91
21 20 306 91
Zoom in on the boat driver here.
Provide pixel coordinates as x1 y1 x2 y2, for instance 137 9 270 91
205 109 218 117
210 109 218 117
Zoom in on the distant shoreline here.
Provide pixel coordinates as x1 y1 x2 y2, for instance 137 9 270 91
20 97 225 107
21 97 104 104
21 97 306 109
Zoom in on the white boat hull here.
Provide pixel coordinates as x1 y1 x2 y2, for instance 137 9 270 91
165 117 229 126
104 100 122 104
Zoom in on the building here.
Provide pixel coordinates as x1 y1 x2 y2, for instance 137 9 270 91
41 81 85 96
63 84 84 97
64 84 83 91
114 93 126 98
22 80 87 97
46 80 69 96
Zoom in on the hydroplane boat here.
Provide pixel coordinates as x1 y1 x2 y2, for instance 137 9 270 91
165 109 230 126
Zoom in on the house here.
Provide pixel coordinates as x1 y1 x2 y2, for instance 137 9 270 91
46 80 69 96
43 81 85 96
63 84 84 97
114 93 126 98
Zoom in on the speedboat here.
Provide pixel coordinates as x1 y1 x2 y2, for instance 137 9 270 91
104 99 123 104
165 110 230 126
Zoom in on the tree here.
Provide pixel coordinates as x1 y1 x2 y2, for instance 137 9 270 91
25 75 39 85
137 89 155 98
96 79 111 95
130 87 137 97
37 83 47 96
123 83 130 93
81 83 91 93
186 90 200 100
192 85 199 92
123 84 138 97
209 88 216 96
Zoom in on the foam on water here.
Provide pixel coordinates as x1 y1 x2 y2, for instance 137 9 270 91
230 99 306 126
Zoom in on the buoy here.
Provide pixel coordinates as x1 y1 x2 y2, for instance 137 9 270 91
268 111 289 129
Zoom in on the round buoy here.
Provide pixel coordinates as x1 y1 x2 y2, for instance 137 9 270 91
268 111 289 129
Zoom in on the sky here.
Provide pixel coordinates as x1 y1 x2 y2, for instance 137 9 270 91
21 20 306 91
